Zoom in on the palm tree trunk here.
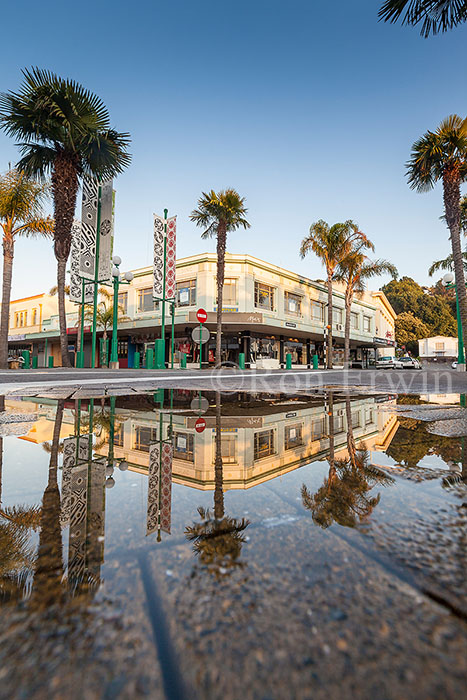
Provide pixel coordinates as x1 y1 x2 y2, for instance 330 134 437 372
0 396 4 507
444 170 467 361
214 393 224 520
344 293 352 369
215 223 227 368
52 153 79 369
326 275 333 369
345 395 357 467
0 237 14 369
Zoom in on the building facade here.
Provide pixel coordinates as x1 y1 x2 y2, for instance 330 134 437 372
418 336 458 364
5 253 396 368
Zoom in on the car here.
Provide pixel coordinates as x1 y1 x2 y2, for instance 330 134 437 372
393 356 422 370
375 356 396 369
452 361 458 369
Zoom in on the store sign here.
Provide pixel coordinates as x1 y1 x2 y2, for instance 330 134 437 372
188 312 263 324
8 334 26 341
286 412 297 418
373 336 396 346
285 322 297 328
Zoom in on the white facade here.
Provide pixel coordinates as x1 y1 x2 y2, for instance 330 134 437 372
418 336 458 361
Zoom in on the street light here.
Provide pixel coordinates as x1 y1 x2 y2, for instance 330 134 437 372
110 256 134 369
442 272 465 367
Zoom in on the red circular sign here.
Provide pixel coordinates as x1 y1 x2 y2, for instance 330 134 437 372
195 417 206 433
196 308 208 323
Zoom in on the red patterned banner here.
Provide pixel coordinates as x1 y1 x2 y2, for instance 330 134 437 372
165 216 177 299
160 443 173 534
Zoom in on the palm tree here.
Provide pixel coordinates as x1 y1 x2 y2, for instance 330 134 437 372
0 169 53 368
379 1 467 37
190 189 250 366
429 195 467 277
83 289 128 367
0 67 131 367
336 248 398 368
300 220 370 368
407 115 467 361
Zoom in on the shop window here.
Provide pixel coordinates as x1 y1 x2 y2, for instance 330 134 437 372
133 425 157 452
350 312 359 330
216 278 237 306
351 411 361 428
284 292 301 316
212 434 237 464
435 342 445 351
117 340 128 358
137 288 159 313
312 417 326 440
254 429 275 460
250 337 279 361
363 316 371 333
311 301 325 323
118 291 128 314
176 280 196 307
285 423 303 450
284 341 306 365
174 432 194 461
332 308 343 325
254 282 275 311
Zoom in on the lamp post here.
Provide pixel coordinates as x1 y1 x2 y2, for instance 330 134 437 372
110 255 134 370
442 272 465 369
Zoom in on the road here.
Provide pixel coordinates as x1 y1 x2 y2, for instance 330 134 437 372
0 366 466 396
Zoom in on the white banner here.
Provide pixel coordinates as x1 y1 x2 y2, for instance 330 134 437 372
79 176 99 280
98 181 114 283
70 221 93 304
153 214 165 298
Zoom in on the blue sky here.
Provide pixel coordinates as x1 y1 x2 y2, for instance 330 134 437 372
1 0 466 299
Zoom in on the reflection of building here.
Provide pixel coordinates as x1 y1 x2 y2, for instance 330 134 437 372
95 397 398 491
4 253 396 368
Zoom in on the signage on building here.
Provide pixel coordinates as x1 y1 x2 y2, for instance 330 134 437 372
189 311 263 325
285 411 297 418
285 322 297 328
373 336 396 346
187 415 263 429
8 334 26 341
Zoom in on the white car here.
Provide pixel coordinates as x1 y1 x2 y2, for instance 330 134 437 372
393 356 422 370
375 356 396 369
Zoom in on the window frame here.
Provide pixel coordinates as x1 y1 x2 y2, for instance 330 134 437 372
254 281 275 311
284 291 302 317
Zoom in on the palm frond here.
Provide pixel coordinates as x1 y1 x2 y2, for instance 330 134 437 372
378 0 467 37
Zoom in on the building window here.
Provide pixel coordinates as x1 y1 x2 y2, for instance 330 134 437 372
212 434 237 464
118 291 128 314
137 288 158 313
174 432 194 461
312 417 326 440
254 282 275 311
311 301 325 323
284 292 302 316
117 340 128 358
333 415 345 434
351 411 361 428
114 423 124 448
350 312 359 330
176 280 196 307
133 425 157 452
332 308 343 325
217 278 237 306
285 423 303 450
435 342 445 351
365 408 374 426
31 309 37 325
254 429 275 460
363 316 371 333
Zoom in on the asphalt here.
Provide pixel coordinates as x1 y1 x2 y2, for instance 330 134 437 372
0 366 466 397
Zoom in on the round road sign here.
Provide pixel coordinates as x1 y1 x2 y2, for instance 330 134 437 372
196 308 208 323
190 395 209 413
191 326 210 344
195 417 206 433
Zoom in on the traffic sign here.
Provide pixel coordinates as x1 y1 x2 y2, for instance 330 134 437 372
196 308 208 323
191 326 210 344
190 395 209 413
195 417 206 433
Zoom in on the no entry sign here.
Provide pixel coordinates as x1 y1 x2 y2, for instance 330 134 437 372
196 308 208 323
195 417 206 433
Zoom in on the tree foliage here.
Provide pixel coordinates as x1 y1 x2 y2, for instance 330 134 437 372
379 1 467 37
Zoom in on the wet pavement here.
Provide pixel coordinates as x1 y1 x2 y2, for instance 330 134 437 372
0 389 466 699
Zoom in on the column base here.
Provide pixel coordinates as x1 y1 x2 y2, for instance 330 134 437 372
456 363 466 372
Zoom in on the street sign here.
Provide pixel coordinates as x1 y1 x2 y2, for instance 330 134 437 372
190 396 209 413
195 417 206 433
196 308 208 323
191 326 210 344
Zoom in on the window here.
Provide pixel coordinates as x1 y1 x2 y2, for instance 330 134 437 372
350 312 359 330
31 309 37 325
133 425 157 452
285 423 303 450
174 432 194 461
117 340 128 358
254 429 275 460
114 423 124 448
217 278 237 306
311 301 325 323
118 291 128 314
435 342 445 351
254 282 275 311
284 292 302 316
363 316 371 333
333 415 345 434
365 409 374 426
351 411 361 428
312 417 326 440
213 434 237 463
332 308 343 325
137 288 158 313
176 279 196 306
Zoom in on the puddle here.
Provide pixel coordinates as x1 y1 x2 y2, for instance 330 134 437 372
0 390 466 699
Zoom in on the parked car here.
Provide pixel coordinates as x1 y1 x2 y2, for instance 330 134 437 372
375 356 395 369
393 356 422 370
452 361 458 369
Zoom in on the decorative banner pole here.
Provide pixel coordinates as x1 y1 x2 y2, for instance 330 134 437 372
153 210 177 369
91 185 102 369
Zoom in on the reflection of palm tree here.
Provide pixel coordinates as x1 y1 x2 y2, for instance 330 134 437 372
302 397 395 529
32 400 65 607
185 393 249 576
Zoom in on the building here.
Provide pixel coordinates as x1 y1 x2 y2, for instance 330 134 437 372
4 252 396 368
418 336 458 364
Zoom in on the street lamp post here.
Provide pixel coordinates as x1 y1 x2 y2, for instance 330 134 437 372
110 255 134 370
442 272 465 369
